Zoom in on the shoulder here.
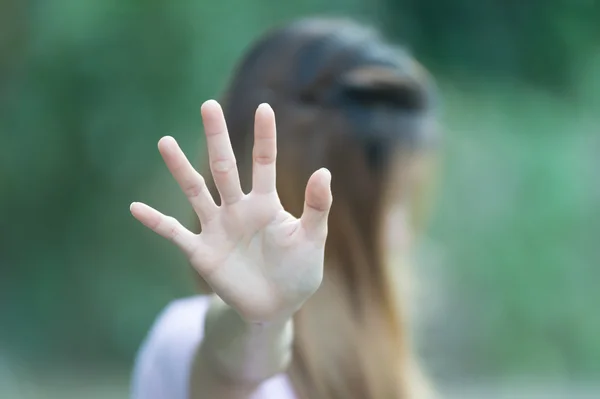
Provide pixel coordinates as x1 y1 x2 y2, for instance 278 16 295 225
151 296 212 341
141 296 212 361
131 296 211 399
131 295 297 399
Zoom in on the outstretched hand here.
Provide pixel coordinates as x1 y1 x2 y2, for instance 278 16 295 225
131 100 332 323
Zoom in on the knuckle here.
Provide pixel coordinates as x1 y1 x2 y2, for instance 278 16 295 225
205 128 226 138
253 150 276 165
184 185 202 198
166 218 180 240
253 154 276 165
210 158 236 174
183 178 205 198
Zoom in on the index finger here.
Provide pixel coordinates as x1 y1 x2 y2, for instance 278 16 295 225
201 100 244 205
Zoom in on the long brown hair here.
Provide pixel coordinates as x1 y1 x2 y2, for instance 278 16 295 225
197 17 439 399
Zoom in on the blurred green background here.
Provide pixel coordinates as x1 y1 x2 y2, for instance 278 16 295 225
1 0 599 397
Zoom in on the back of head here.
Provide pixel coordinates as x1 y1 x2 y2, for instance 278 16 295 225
203 17 438 399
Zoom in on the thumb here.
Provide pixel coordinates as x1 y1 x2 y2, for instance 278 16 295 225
300 168 333 242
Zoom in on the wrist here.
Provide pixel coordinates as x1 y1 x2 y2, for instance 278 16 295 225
202 295 294 385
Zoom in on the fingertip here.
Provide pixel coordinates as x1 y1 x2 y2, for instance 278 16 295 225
158 136 177 152
130 202 140 219
301 170 332 239
257 102 272 112
129 202 160 229
255 103 274 121
313 168 332 198
305 169 333 213
130 201 142 214
319 167 332 187
201 100 227 135
201 99 221 115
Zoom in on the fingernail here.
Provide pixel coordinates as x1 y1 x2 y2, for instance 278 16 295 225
201 99 221 114
321 168 332 186
158 136 175 149
203 99 219 108
258 103 272 113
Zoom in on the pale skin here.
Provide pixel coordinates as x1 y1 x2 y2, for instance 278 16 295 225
130 100 332 398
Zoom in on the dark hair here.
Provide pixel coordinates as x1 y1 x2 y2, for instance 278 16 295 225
199 17 439 398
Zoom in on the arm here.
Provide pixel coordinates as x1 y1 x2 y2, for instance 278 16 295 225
131 296 294 399
189 296 293 399
131 100 331 399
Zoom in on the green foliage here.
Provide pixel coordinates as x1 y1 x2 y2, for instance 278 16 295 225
422 77 600 381
382 0 600 92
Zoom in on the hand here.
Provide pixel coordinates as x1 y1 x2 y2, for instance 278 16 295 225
131 100 332 323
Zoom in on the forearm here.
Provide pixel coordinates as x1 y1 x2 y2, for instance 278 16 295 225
189 295 294 399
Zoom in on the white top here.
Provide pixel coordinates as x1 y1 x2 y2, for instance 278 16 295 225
130 296 296 399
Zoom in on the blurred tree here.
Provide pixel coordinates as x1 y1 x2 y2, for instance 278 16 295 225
382 0 600 94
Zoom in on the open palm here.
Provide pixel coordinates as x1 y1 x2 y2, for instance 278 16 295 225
131 100 332 323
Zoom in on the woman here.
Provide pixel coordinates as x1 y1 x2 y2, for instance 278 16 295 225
130 17 439 399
